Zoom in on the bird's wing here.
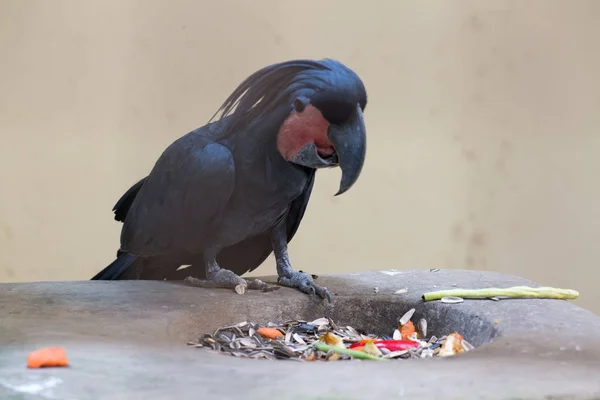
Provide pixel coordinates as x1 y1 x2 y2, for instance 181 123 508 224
111 120 227 224
201 169 316 278
284 169 316 242
112 177 147 222
120 134 236 256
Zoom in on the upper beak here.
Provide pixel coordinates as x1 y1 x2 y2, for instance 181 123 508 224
328 104 367 196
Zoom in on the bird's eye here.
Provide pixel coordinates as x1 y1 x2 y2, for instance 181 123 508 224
293 98 306 113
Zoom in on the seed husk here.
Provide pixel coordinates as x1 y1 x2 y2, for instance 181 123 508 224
441 296 464 304
234 285 246 295
399 308 416 325
418 318 428 338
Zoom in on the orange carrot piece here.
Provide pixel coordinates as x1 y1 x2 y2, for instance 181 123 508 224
400 321 416 340
27 347 69 368
256 327 283 339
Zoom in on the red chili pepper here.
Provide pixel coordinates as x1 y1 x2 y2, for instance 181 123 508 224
349 340 419 351
349 339 378 347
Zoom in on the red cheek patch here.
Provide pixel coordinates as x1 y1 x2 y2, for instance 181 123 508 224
277 104 332 160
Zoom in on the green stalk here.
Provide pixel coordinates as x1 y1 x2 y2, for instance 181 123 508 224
314 342 387 361
422 286 579 302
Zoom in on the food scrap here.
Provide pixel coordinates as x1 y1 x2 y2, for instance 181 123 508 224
27 347 69 369
422 286 579 302
189 309 474 361
256 327 283 339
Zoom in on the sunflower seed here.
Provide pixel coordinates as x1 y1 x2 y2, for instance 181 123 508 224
327 318 338 330
462 339 475 351
296 323 316 333
399 308 416 325
238 338 256 348
293 333 306 345
383 350 407 359
309 317 329 327
217 331 234 343
418 318 427 338
235 285 245 295
421 348 434 358
441 296 464 304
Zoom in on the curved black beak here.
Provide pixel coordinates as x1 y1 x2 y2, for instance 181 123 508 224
328 104 366 196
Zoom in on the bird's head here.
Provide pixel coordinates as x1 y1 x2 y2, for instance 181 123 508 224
211 59 367 195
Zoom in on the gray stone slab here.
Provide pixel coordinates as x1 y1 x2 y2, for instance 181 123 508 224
1 269 599 399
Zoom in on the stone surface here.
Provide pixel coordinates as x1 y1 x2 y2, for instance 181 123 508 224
1 269 599 400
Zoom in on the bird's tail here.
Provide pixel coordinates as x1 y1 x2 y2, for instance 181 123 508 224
91 252 138 280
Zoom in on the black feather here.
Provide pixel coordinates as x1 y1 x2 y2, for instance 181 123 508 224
91 252 137 280
113 178 147 222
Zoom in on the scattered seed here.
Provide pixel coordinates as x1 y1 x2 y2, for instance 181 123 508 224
308 317 329 327
383 350 408 359
430 268 441 272
418 318 428 338
297 323 317 333
293 333 307 345
441 296 464 304
421 348 434 358
399 308 416 325
380 270 402 276
394 288 408 295
462 339 475 351
235 285 246 295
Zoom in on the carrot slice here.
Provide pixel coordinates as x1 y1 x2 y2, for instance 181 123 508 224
27 347 69 368
256 327 283 339
400 321 416 340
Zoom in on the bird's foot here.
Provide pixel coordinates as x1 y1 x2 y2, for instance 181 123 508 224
183 269 247 294
278 270 332 303
209 268 247 288
184 273 280 294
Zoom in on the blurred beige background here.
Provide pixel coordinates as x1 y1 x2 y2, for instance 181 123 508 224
1 1 598 313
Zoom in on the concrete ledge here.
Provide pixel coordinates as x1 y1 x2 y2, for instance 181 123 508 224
1 269 599 399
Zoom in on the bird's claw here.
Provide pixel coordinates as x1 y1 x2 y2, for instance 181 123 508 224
208 268 247 289
278 271 332 303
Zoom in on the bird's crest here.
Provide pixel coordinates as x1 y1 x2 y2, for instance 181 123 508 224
208 59 365 137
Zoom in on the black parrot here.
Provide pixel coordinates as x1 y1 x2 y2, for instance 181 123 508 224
91 59 368 301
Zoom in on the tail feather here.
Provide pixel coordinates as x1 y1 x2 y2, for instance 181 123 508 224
91 252 138 280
